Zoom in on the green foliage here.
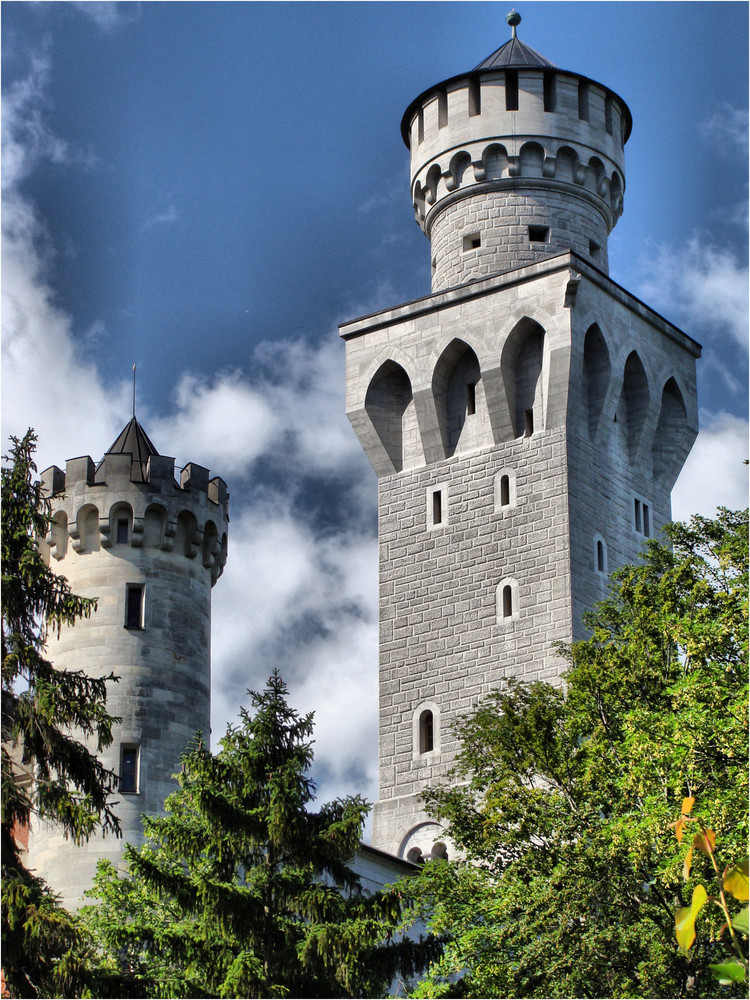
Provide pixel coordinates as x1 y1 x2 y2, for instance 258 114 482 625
404 509 748 998
1 431 121 998
81 672 440 998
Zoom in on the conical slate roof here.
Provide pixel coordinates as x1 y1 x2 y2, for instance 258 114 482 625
474 36 556 71
104 416 159 482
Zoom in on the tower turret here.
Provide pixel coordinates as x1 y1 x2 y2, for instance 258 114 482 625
341 14 699 860
29 419 228 906
405 11 629 290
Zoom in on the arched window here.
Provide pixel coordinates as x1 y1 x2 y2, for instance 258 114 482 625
594 535 607 575
419 710 434 753
496 577 519 624
495 469 517 510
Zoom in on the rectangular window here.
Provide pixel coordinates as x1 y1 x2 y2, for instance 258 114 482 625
528 225 549 243
120 745 140 793
634 498 642 533
525 409 534 437
466 382 476 415
505 70 518 111
462 233 481 252
437 90 448 128
605 96 613 135
432 490 442 525
125 584 144 629
116 518 129 544
643 504 650 537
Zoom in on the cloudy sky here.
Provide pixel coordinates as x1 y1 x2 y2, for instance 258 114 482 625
3 2 748 822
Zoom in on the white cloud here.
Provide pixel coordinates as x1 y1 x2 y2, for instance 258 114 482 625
672 412 748 522
69 2 140 32
634 237 748 350
700 104 749 157
140 201 179 233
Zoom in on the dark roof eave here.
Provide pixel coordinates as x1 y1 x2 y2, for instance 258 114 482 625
400 67 633 147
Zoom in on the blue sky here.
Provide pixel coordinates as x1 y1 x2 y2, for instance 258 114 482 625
2 2 748 817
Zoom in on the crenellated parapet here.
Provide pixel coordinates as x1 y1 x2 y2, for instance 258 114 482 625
401 38 630 290
39 450 229 584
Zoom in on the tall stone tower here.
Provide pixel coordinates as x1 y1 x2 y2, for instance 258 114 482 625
29 417 229 906
340 14 701 859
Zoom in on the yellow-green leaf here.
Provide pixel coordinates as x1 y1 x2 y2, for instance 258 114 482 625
676 884 708 952
683 845 694 882
709 961 747 985
724 860 749 902
694 828 716 856
733 905 749 935
681 796 695 816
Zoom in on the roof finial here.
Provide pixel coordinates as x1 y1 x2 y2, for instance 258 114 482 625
507 9 521 39
132 364 137 418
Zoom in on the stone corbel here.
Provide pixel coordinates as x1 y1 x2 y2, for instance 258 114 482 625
161 521 176 552
542 157 556 178
186 528 202 560
99 519 113 549
69 524 84 552
472 159 486 181
130 518 145 548
564 273 582 308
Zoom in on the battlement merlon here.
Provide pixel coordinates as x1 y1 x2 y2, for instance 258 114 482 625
39 455 230 522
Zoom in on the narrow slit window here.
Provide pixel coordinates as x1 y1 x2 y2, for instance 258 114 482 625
417 108 424 144
505 70 518 111
432 491 442 525
468 77 481 117
437 90 448 128
116 518 129 544
125 584 144 630
543 72 556 112
604 95 613 135
597 539 605 573
502 585 513 618
466 382 476 415
589 239 601 259
578 81 589 121
500 475 510 507
525 409 534 437
419 710 434 753
120 745 140 793
634 498 642 533
643 504 650 537
528 225 549 243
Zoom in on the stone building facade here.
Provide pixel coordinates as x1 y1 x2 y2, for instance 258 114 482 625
28 418 228 907
340 18 700 860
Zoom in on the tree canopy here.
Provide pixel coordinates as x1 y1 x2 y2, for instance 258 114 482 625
404 509 748 999
81 671 440 998
1 430 121 998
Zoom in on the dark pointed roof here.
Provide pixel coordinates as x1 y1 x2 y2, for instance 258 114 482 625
104 417 159 482
474 36 556 71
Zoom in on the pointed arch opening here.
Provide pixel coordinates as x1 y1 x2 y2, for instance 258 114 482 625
501 318 546 439
365 360 420 473
432 340 486 457
652 377 689 485
616 351 649 463
583 324 611 440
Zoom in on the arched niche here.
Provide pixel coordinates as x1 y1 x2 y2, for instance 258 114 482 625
365 360 421 473
47 510 68 561
425 163 441 205
615 351 649 463
174 510 198 559
109 501 134 547
77 504 100 554
448 151 472 189
143 504 167 548
482 142 508 180
585 155 606 196
519 141 544 178
202 520 219 569
554 145 579 184
432 340 486 457
501 318 546 438
582 324 611 440
652 377 689 485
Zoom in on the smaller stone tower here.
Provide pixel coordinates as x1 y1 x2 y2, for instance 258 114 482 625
29 418 228 907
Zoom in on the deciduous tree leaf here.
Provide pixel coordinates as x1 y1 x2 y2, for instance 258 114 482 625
681 796 695 816
693 828 716 856
732 905 749 935
683 845 694 881
724 859 749 902
676 884 708 952
708 961 747 984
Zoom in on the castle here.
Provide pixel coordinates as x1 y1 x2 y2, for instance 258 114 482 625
28 12 699 902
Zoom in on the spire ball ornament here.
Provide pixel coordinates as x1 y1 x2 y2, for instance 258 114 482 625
506 9 521 38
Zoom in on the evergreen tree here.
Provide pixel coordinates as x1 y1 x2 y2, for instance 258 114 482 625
1 430 121 997
82 672 440 998
405 509 748 999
